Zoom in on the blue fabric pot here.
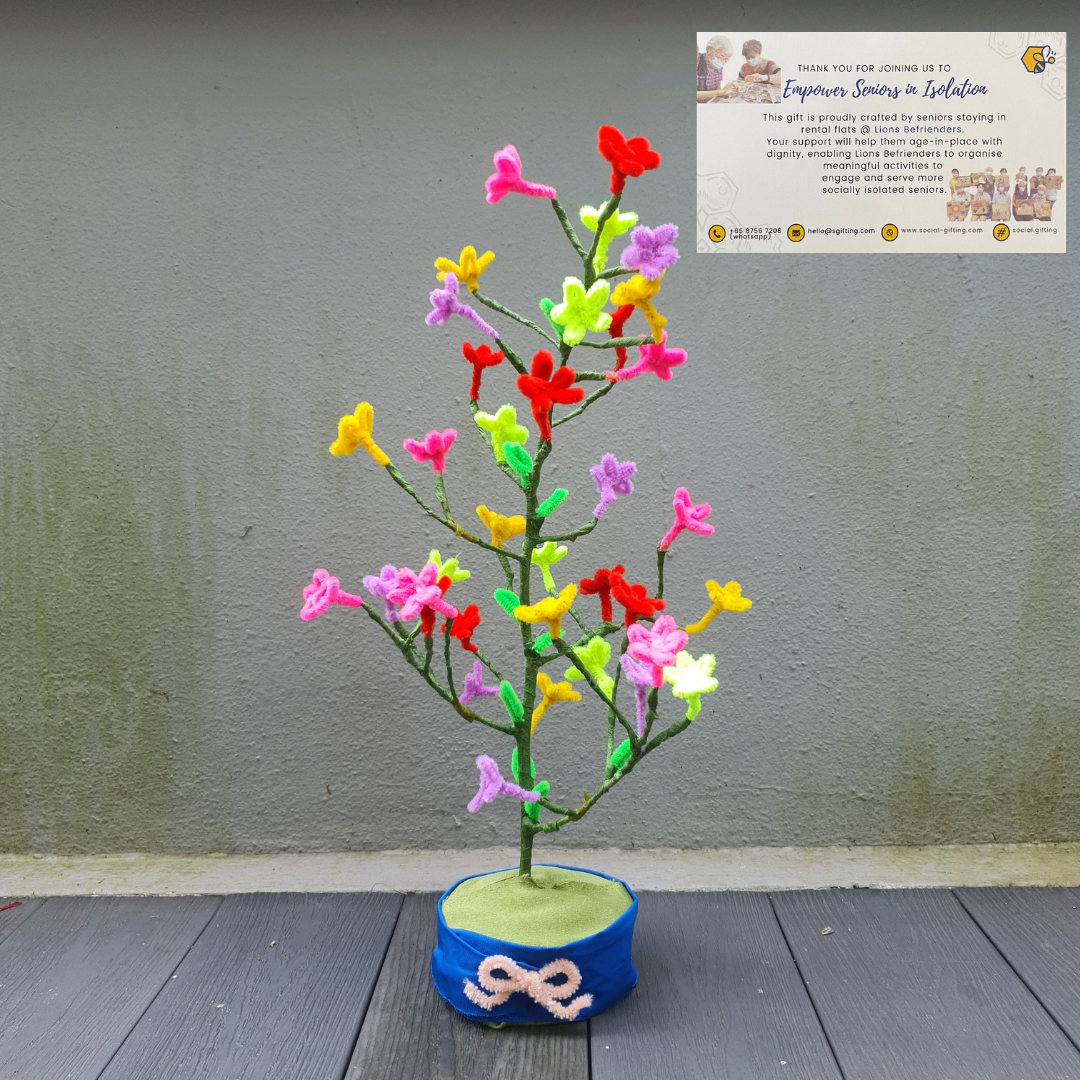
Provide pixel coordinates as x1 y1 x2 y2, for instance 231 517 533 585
430 864 638 1024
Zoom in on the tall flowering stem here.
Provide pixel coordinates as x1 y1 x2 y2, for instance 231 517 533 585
305 127 753 880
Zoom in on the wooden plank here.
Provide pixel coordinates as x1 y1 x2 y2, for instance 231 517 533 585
956 887 1080 1049
345 893 588 1080
772 888 1080 1080
0 895 221 1080
590 891 842 1080
0 897 46 946
100 892 401 1080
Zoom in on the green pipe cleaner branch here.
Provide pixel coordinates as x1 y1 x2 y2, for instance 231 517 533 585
311 133 749 881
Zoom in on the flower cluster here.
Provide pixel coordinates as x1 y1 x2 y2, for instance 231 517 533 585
301 126 754 861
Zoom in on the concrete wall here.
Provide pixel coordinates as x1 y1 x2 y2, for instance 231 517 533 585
0 1 1076 855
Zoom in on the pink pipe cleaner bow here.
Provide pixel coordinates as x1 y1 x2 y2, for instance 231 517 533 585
658 487 714 550
626 615 688 688
467 754 542 813
387 562 459 622
606 333 686 383
402 428 457 472
619 654 654 737
426 273 499 339
460 661 499 706
485 144 557 204
362 563 399 622
300 569 364 621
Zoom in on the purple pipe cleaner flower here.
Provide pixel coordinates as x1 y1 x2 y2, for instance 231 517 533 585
362 564 400 623
619 654 653 738
460 661 499 706
590 453 636 519
425 272 499 339
467 754 542 813
619 223 679 281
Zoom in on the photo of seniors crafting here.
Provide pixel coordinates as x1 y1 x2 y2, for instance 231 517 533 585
697 33 782 103
946 163 1062 222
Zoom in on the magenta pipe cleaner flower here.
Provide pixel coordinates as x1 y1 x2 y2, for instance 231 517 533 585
658 486 714 550
485 144 557 204
619 654 654 737
362 563 400 623
426 273 499 339
300 569 364 621
606 332 686 384
389 562 459 622
626 614 688 688
619 223 679 280
467 754 542 813
460 660 499 706
402 428 458 473
590 453 636 519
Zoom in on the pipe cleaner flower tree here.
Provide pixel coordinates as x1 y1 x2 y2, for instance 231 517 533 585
302 125 751 886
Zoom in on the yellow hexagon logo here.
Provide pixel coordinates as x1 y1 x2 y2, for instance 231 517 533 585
1021 45 1056 73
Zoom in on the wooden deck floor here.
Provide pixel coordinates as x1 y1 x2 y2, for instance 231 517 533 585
2 887 1080 1078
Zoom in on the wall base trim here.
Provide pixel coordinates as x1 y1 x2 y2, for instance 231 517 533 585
2 842 1079 895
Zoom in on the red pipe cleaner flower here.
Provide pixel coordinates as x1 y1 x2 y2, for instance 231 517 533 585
462 342 504 401
579 565 625 624
516 350 585 442
608 304 635 371
447 604 481 652
611 574 666 626
597 125 661 195
402 428 457 472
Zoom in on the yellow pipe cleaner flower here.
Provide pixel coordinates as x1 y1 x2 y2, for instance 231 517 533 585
549 277 612 346
579 202 638 273
662 650 718 721
685 579 752 634
475 505 526 549
329 401 390 466
611 272 666 343
473 404 529 463
531 541 568 592
513 583 577 640
531 671 582 733
435 245 495 293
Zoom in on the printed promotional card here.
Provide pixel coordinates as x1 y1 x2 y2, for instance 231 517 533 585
696 32 1066 253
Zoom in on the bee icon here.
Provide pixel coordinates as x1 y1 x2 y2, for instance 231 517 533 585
1021 45 1056 74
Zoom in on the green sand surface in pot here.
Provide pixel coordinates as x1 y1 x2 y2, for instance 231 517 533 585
441 865 632 947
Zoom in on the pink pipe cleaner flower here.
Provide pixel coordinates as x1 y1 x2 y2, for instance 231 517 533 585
485 144 557 204
362 563 400 623
606 332 686 383
300 569 364 621
467 754 542 813
460 660 499 706
426 273 499 339
389 562 459 622
619 654 654 737
626 614 688 688
620 223 679 280
658 487 714 550
402 428 457 473
590 453 636 519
